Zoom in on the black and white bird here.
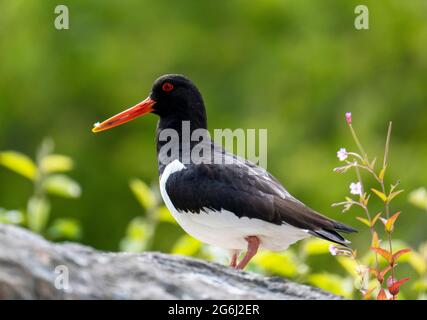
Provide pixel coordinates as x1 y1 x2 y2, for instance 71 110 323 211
93 74 356 269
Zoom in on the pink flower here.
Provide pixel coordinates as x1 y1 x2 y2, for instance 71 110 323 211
345 112 352 124
337 148 348 161
350 182 362 195
329 245 338 256
387 276 396 288
329 244 353 257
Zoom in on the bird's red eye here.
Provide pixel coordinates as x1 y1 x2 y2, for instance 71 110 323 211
162 82 174 92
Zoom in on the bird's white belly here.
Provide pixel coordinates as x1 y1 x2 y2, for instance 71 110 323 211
159 160 310 251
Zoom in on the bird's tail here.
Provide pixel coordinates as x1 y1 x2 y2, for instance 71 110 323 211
308 220 357 247
273 197 357 247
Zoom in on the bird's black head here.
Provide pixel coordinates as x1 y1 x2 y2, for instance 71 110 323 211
92 74 207 133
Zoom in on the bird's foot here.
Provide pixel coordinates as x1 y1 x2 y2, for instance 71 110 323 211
228 249 240 268
236 236 260 270
229 254 237 268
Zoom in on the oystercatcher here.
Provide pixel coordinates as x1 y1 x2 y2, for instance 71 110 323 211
92 74 356 269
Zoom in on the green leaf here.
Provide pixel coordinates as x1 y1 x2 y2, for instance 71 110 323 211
385 211 401 233
371 188 387 203
408 187 427 210
0 151 37 180
388 190 404 202
392 248 411 264
371 231 379 248
390 180 400 193
27 197 50 233
370 158 377 170
41 154 74 173
308 273 352 298
408 252 426 275
302 238 331 255
48 218 82 240
129 179 156 210
254 251 303 278
171 234 202 256
345 197 354 203
356 216 371 227
377 288 388 300
372 212 382 227
127 217 150 240
371 246 392 263
337 256 359 277
156 206 177 224
119 238 146 253
412 279 427 292
119 217 151 252
362 193 370 206
0 208 25 225
43 174 81 198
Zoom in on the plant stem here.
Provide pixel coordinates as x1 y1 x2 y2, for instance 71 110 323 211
381 180 394 278
351 163 382 184
349 124 367 161
381 122 396 298
383 122 392 169
355 166 379 270
380 123 393 262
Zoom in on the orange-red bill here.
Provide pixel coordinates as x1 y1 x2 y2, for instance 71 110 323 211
92 97 155 133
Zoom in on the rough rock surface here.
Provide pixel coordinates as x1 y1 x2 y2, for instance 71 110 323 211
0 224 340 300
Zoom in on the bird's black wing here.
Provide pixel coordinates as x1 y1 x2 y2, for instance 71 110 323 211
165 159 356 246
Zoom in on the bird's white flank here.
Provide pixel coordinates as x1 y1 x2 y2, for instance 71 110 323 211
159 160 309 251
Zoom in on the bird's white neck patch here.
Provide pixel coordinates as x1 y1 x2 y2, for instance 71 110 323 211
159 160 187 223
160 159 186 186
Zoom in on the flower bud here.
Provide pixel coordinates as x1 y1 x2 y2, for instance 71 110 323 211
345 112 352 124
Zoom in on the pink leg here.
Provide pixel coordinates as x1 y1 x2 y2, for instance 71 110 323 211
236 236 260 270
229 249 241 268
229 252 238 268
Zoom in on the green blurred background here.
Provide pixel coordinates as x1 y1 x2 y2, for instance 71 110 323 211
1 0 427 297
